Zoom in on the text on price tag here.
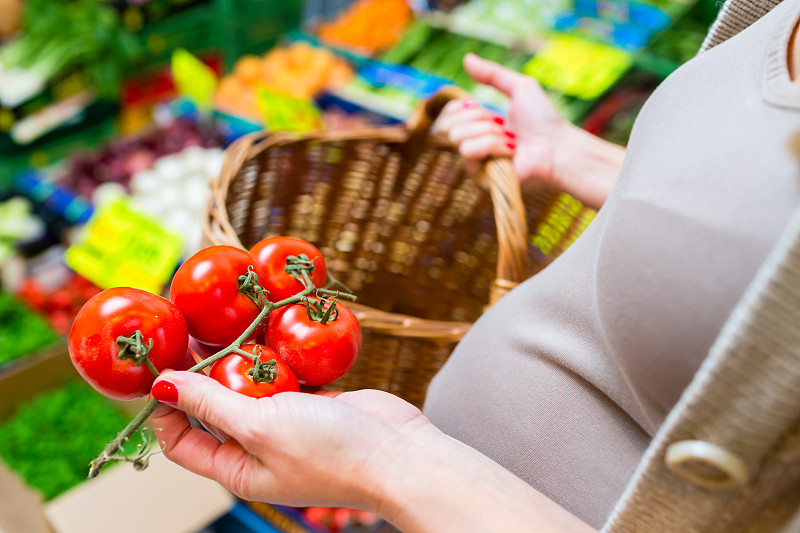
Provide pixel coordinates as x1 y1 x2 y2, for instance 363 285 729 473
65 197 183 294
258 88 323 132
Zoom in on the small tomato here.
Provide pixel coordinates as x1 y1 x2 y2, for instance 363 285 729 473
266 298 361 386
209 344 299 398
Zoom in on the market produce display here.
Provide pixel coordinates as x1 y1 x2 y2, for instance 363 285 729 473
317 0 414 55
384 26 531 89
59 118 225 200
215 42 354 119
66 238 362 477
1 1 720 530
15 271 102 335
0 290 59 367
0 380 147 500
0 196 43 263
437 0 566 44
129 145 224 255
0 0 139 108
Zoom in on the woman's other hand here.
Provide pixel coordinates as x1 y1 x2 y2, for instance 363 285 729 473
434 53 626 209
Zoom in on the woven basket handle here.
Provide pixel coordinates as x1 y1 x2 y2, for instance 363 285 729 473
409 87 529 305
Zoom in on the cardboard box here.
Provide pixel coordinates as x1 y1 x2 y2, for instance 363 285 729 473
0 346 235 533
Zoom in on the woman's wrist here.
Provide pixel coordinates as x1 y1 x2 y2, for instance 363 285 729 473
550 123 626 210
371 424 596 533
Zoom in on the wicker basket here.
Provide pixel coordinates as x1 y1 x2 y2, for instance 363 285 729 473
203 88 594 407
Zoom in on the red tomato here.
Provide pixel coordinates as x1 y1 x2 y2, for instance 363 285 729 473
209 344 299 398
266 298 361 386
68 287 189 401
249 237 328 301
170 246 266 347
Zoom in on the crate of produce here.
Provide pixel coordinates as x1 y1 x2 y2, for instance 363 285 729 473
204 87 595 407
0 348 234 533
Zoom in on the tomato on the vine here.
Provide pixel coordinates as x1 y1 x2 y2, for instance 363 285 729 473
170 245 266 347
250 237 328 301
209 344 299 398
68 287 190 401
266 298 361 387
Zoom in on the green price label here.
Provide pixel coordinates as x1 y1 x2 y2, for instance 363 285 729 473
65 197 183 294
257 87 323 133
172 48 218 111
524 34 633 100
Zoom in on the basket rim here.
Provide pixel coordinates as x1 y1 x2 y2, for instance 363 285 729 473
204 90 532 343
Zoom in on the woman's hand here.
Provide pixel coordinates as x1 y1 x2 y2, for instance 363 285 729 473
150 371 596 533
434 53 626 209
149 371 429 510
434 53 566 188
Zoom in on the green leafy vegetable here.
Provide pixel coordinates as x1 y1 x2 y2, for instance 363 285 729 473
0 0 141 102
0 291 59 366
0 380 146 500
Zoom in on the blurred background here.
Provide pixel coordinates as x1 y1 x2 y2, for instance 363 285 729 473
0 0 719 532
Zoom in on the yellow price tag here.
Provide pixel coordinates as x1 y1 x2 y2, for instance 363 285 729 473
257 87 323 133
172 48 218 111
524 34 633 100
65 197 183 294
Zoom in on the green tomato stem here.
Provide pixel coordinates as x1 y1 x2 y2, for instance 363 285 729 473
88 398 159 479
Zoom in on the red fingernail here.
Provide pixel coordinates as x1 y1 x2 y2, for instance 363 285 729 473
504 130 516 140
493 116 505 125
463 100 478 109
152 380 179 404
506 142 517 150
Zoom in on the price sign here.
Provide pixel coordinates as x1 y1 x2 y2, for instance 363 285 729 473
257 88 323 133
524 34 633 100
65 197 183 294
172 48 218 111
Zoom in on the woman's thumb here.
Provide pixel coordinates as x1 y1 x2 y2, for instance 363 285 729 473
463 53 523 96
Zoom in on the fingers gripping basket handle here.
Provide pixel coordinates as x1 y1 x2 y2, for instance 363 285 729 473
410 87 529 305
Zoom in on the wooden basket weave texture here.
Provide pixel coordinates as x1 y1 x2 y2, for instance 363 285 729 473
204 92 594 407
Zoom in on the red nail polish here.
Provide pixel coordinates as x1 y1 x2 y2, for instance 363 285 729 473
493 116 505 125
463 100 478 109
152 380 179 404
504 130 516 140
506 142 516 150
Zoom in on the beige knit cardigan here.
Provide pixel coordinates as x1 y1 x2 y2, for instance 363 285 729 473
602 6 800 528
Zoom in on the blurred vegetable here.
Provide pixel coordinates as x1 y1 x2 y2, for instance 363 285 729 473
129 146 225 256
447 0 567 41
58 118 225 199
0 0 141 107
0 197 45 265
15 273 102 336
0 380 145 500
318 0 414 55
215 42 354 119
0 291 59 366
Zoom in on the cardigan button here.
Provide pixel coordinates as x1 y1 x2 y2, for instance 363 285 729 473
665 440 749 489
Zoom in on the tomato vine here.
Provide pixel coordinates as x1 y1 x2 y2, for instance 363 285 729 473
86 248 357 479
